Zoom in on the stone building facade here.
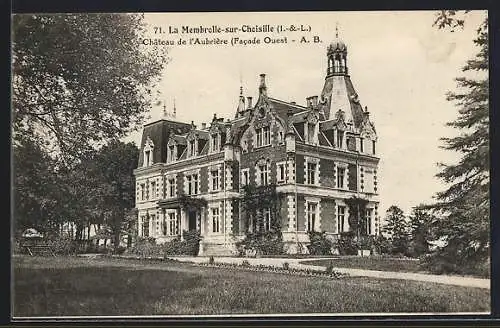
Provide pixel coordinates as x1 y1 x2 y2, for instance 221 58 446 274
133 35 380 255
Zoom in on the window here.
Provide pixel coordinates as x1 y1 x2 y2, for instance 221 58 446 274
256 130 262 147
258 164 269 186
211 134 219 152
140 183 145 201
142 216 149 237
337 131 344 148
145 150 151 166
263 126 270 145
256 126 271 147
307 122 316 144
337 206 345 233
211 170 219 191
193 174 199 194
168 212 178 236
307 162 317 185
168 178 175 198
168 145 175 162
279 131 283 143
145 182 150 200
162 212 167 236
307 202 317 232
360 138 364 153
263 208 271 231
277 163 286 183
151 181 156 199
372 140 376 155
186 174 199 195
189 139 196 157
366 209 373 235
212 208 220 233
337 167 345 189
241 169 249 187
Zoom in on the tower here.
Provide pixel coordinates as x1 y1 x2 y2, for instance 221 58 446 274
326 26 348 76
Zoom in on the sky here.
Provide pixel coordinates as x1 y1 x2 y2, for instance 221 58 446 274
124 10 487 217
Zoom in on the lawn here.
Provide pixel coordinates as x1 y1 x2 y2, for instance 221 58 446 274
300 256 424 273
13 256 489 316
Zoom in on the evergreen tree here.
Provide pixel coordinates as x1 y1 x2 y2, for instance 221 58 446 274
408 206 434 258
382 205 410 256
425 12 489 273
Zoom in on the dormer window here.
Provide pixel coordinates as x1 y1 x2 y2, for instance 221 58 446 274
337 131 344 148
256 126 271 147
167 145 176 163
188 139 197 157
143 136 154 167
211 133 220 153
307 122 316 144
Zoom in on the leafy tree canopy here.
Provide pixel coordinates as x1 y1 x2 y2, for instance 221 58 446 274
12 13 167 164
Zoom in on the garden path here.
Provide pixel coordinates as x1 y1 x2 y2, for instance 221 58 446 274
167 256 490 290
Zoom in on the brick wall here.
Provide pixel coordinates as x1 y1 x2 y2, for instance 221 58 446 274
296 194 305 231
240 145 287 185
320 198 336 233
320 158 335 188
348 163 357 191
295 155 305 184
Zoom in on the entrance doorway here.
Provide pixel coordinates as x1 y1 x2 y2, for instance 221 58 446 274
188 210 198 231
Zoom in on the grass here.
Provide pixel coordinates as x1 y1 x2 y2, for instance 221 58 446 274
13 256 490 316
300 256 424 273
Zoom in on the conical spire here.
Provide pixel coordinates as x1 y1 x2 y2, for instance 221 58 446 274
235 85 246 118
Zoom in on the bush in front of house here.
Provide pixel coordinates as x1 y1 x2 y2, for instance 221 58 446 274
236 231 284 256
126 237 164 258
163 230 202 256
307 231 334 255
336 231 358 255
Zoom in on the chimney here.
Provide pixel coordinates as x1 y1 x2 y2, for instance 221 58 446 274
306 96 313 108
290 101 296 105
311 96 318 107
201 123 207 129
259 73 267 96
246 96 253 109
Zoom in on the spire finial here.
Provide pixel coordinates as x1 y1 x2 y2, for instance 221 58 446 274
173 98 176 118
240 85 243 96
335 23 339 39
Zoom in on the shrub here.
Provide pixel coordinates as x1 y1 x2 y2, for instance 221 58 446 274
282 262 290 270
241 260 250 267
337 231 358 255
307 231 334 255
208 256 215 265
236 231 284 256
326 261 335 275
46 235 78 255
127 237 163 258
372 235 391 255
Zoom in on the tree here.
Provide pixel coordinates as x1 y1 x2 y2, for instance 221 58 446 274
13 137 59 235
425 12 489 273
92 141 139 250
408 206 434 257
382 205 410 256
12 13 167 164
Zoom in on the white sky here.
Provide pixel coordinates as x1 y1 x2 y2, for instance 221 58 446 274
124 10 487 217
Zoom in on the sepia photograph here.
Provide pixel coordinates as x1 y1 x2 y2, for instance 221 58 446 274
11 10 490 319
